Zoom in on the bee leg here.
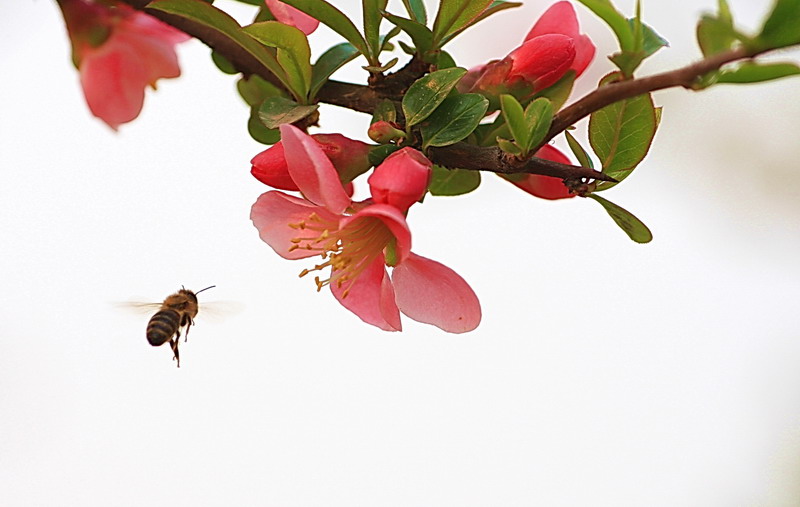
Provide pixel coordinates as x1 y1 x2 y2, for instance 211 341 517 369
169 337 181 368
183 316 193 343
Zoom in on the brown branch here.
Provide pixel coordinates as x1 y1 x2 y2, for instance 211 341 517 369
428 143 614 182
118 0 775 183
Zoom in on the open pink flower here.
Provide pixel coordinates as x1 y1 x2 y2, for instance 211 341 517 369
505 144 576 200
461 1 594 99
57 0 189 130
264 0 319 35
250 125 481 332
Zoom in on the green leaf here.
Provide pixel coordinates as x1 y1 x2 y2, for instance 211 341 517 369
363 57 399 73
697 15 739 57
564 131 594 169
533 71 574 110
402 0 427 23
237 74 284 107
364 0 389 62
716 62 800 84
148 0 290 87
500 94 527 150
522 98 553 153
372 99 397 124
211 50 238 74
368 144 401 166
631 18 668 57
436 50 457 69
277 0 369 57
421 94 489 148
758 0 800 49
243 21 312 100
382 12 434 53
440 0 522 46
497 138 522 156
428 165 481 196
588 194 652 243
248 108 281 145
309 42 359 99
589 73 657 190
258 96 318 129
576 0 634 51
402 67 467 127
431 0 493 47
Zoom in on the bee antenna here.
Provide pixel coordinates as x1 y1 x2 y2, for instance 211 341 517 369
195 285 216 295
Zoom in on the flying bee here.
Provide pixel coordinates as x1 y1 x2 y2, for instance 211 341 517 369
144 285 215 368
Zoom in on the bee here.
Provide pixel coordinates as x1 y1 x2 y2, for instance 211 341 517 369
145 285 215 367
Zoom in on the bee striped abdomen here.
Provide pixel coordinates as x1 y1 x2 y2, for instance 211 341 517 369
146 309 181 346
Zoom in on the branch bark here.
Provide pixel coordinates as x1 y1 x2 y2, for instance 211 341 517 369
118 0 772 183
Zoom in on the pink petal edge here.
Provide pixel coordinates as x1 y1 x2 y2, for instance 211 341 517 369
331 255 402 331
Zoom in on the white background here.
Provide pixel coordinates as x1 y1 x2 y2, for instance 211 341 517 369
2 0 800 505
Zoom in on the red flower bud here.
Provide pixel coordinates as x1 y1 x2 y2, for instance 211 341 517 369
506 145 576 200
507 34 575 90
368 148 432 212
525 1 596 77
368 121 406 144
250 141 299 191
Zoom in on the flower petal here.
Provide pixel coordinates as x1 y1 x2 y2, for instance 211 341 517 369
250 191 340 259
524 1 594 77
340 204 412 264
509 34 575 91
392 253 481 333
331 255 402 331
279 124 351 214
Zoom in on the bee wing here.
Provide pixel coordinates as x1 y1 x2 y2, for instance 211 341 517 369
115 301 164 315
196 301 244 321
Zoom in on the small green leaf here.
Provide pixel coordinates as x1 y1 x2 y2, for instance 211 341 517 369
148 0 290 87
402 67 467 127
277 0 369 57
309 42 359 99
533 71 574 111
497 138 522 155
564 131 594 169
363 57 399 73
588 194 652 243
364 0 389 62
576 0 634 51
258 96 318 128
428 165 481 196
758 0 800 49
368 144 401 166
243 21 312 100
523 98 553 153
431 0 493 47
440 0 522 46
248 108 281 145
211 50 238 74
589 73 657 190
402 0 427 23
436 51 457 69
421 94 489 148
630 18 668 57
372 99 397 124
500 94 527 150
717 62 800 84
382 12 434 53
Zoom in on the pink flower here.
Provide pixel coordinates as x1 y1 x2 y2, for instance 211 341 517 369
462 1 594 98
250 125 481 332
264 0 319 35
506 144 577 200
368 147 432 212
57 0 189 130
251 133 371 191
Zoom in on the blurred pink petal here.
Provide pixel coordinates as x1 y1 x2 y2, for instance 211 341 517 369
265 0 319 35
392 253 481 333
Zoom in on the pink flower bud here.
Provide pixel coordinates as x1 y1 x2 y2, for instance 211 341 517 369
264 0 319 35
313 134 372 183
507 34 575 90
368 121 406 144
250 141 299 191
251 133 371 190
525 1 596 77
506 145 576 200
368 148 432 212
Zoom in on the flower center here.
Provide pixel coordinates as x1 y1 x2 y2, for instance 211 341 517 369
289 213 393 298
